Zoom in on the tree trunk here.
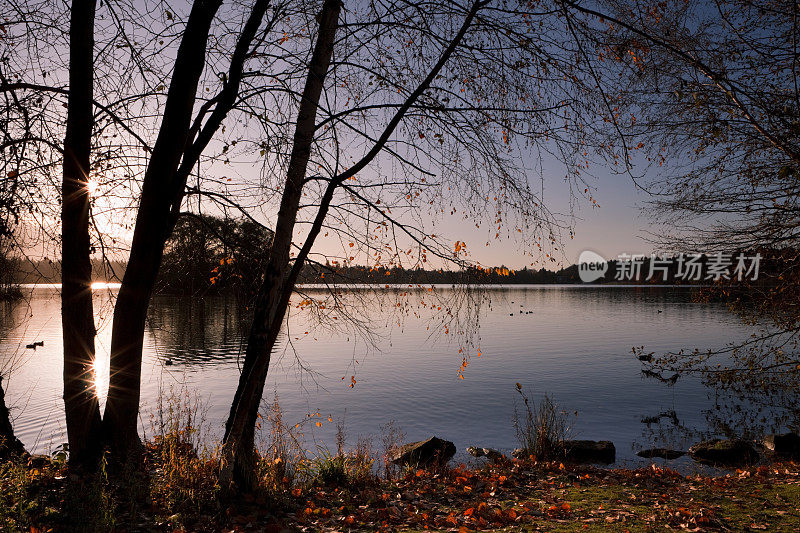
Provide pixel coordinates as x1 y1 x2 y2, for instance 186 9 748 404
103 0 268 459
62 0 103 468
103 0 223 458
0 376 25 460
221 0 341 489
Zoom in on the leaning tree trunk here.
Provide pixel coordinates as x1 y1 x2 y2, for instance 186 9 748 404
103 0 223 458
62 0 103 468
221 0 341 489
0 376 25 460
103 0 268 459
103 232 168 456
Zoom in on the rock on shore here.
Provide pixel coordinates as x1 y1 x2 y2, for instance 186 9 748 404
763 433 800 458
689 439 758 466
390 436 456 466
512 440 616 464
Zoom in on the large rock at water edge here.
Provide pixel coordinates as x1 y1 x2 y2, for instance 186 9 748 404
562 440 616 464
689 439 758 466
763 433 800 458
390 436 456 466
466 446 483 458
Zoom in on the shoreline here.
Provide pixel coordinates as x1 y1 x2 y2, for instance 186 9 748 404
1 443 798 531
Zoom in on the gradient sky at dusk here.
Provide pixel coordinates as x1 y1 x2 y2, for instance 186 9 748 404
450 168 653 270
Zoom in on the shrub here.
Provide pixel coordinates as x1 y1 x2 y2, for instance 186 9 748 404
379 420 404 479
301 443 375 488
255 392 306 495
513 383 571 461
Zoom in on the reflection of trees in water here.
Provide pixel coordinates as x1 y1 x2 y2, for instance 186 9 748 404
146 295 251 366
702 376 800 439
143 286 492 376
0 300 15 333
635 370 800 454
280 285 491 381
637 402 695 453
0 301 19 373
0 296 38 376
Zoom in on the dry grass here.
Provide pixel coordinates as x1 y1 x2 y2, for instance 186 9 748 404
2 386 800 532
146 386 221 523
513 383 572 461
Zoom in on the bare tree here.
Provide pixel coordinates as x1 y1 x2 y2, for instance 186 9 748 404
104 0 275 456
217 0 637 486
562 0 800 384
1 0 277 458
563 0 799 248
2 0 630 477
221 0 343 485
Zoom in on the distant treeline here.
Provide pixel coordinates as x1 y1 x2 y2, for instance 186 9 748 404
267 252 781 287
296 264 568 284
5 214 787 294
9 257 127 284
3 256 733 287
293 259 702 285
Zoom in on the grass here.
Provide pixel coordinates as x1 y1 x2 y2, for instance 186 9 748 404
300 445 374 487
288 460 800 531
2 442 800 532
513 382 572 461
297 415 377 489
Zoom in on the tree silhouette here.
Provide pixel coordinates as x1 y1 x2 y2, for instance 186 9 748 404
564 0 800 389
2 0 635 480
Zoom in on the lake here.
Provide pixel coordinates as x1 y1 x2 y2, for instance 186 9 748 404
0 284 793 469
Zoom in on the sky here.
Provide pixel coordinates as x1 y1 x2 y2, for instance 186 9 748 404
290 153 657 272
21 148 655 272
557 172 652 267
430 167 654 270
8 0 665 272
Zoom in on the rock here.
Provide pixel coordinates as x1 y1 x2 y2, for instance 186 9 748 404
689 439 758 466
512 441 615 463
466 446 484 458
482 448 504 461
390 436 455 466
763 433 800 458
562 440 616 464
467 446 504 460
636 448 685 460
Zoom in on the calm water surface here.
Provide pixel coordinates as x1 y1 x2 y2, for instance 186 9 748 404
0 285 790 469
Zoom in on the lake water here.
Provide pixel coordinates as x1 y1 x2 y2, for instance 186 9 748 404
0 285 793 469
